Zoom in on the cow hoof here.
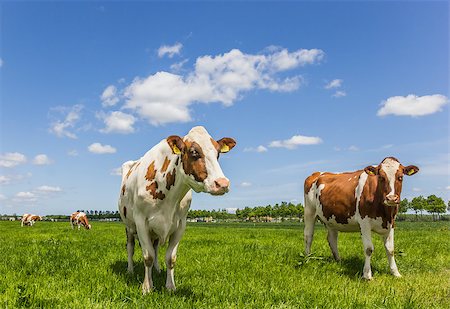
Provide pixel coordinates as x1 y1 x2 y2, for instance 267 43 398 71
127 268 134 274
142 282 153 294
166 284 176 292
392 271 402 278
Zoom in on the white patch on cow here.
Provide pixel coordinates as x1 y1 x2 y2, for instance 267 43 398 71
381 158 400 196
355 172 368 209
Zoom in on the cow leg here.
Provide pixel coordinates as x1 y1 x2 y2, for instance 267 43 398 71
21 220 24 227
360 226 374 280
327 229 340 261
70 220 74 229
383 228 401 277
304 205 316 255
165 220 186 291
136 223 156 294
153 239 161 274
126 228 135 273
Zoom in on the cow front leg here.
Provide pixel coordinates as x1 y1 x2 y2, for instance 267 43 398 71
165 221 186 291
383 228 401 277
126 228 135 273
360 226 374 280
327 229 340 261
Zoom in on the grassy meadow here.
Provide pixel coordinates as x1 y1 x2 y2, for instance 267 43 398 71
0 220 448 308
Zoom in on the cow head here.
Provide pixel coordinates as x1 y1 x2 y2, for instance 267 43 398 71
166 126 236 195
364 157 419 207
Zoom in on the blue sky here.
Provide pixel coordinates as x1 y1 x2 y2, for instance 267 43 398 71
0 1 448 215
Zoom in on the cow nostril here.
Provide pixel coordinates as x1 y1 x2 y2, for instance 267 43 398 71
387 195 399 203
214 178 230 190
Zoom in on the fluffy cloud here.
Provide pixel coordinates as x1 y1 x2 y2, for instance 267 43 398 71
124 47 324 125
244 145 268 153
170 59 189 72
325 79 343 89
49 104 83 139
333 90 346 98
88 143 117 154
110 167 122 176
0 152 27 168
35 185 62 193
158 42 183 58
269 135 323 149
67 150 78 157
377 94 449 117
240 182 252 187
100 111 136 134
33 154 52 165
101 85 120 107
14 191 37 203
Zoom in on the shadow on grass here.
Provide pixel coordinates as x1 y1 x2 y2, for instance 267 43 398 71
110 260 197 299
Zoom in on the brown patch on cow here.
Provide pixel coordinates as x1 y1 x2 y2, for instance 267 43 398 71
126 162 139 179
365 247 373 256
182 141 208 182
121 184 126 196
166 168 176 190
316 171 362 224
161 157 171 173
123 206 127 218
145 161 157 182
146 181 166 200
304 172 321 194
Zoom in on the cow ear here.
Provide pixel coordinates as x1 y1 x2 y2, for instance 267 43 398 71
166 135 185 155
364 165 378 176
404 165 419 176
217 137 236 153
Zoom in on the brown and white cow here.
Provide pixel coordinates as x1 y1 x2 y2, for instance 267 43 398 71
21 214 42 227
70 211 91 230
304 157 419 279
118 126 236 293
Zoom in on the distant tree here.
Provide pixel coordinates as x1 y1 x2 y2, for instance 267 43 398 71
448 200 450 212
426 195 446 220
399 198 409 214
410 196 426 219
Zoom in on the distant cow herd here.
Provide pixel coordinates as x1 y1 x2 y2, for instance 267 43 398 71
20 126 420 294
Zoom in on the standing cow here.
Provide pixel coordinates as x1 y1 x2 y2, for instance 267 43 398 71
119 126 236 293
304 157 419 279
70 211 91 230
21 214 42 226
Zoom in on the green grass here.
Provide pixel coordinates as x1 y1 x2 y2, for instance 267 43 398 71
0 221 448 308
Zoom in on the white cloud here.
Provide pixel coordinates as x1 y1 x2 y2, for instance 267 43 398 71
269 134 323 149
123 47 324 125
325 79 342 89
446 186 450 190
68 150 78 157
0 173 32 185
0 152 27 168
35 185 62 193
244 145 268 153
170 59 189 72
110 167 122 176
333 90 346 98
240 182 252 187
101 85 120 107
158 42 183 58
412 187 422 192
348 145 359 151
49 104 83 139
377 94 449 117
33 154 52 165
100 111 136 134
14 191 37 203
88 143 117 154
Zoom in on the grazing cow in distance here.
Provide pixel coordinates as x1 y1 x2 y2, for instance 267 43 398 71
304 157 419 279
70 211 91 230
119 126 236 293
21 214 42 226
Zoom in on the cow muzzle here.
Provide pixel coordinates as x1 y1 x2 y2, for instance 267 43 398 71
384 194 400 207
210 177 230 195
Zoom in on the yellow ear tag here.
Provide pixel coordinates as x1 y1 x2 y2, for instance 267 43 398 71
173 145 181 155
407 169 415 175
220 144 230 153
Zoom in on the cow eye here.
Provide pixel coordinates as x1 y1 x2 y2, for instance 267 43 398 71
190 149 200 159
398 176 403 181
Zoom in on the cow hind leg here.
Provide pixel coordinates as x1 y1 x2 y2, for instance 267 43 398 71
360 226 374 280
126 228 135 273
165 220 186 291
383 228 401 277
327 229 340 261
304 204 316 255
152 239 161 274
136 225 156 294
